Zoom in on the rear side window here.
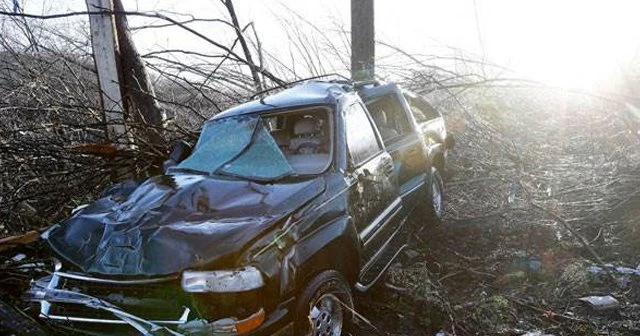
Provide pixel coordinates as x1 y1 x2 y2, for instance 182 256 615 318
345 103 381 165
406 95 439 122
365 94 412 143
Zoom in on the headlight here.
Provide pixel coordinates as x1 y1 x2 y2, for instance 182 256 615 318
181 267 264 293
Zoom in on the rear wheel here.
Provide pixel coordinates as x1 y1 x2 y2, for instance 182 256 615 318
295 270 353 336
416 166 445 226
429 167 445 219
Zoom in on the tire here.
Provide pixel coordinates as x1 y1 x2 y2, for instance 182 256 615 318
295 270 354 336
422 166 445 224
431 167 445 218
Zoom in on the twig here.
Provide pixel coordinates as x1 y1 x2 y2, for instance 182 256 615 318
531 201 622 289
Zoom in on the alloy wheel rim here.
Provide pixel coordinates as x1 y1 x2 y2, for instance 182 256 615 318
309 293 343 336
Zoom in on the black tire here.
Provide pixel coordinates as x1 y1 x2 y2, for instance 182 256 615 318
295 270 354 336
420 166 445 224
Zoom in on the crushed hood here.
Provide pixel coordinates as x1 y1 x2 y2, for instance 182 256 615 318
45 174 325 276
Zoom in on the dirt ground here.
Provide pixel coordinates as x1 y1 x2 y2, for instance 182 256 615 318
355 88 640 335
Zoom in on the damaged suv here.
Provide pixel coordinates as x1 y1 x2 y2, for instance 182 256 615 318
25 80 452 335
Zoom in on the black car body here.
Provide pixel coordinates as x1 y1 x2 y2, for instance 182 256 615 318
25 80 452 335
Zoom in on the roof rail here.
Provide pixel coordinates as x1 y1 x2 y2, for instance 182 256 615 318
249 73 351 100
353 80 381 89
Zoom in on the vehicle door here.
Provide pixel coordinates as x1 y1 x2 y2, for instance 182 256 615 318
343 101 401 261
360 84 428 209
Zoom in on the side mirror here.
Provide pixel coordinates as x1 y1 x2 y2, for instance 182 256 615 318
445 134 455 150
162 140 192 173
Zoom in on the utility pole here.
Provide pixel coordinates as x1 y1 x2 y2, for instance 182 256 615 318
85 0 127 144
112 0 165 147
351 0 375 81
86 0 164 148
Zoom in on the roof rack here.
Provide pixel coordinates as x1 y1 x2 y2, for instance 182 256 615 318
352 80 381 89
249 73 351 100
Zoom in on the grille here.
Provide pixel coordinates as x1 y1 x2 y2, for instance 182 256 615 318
42 272 191 326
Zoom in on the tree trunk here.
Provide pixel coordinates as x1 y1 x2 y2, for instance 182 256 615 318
85 0 127 144
351 0 375 81
112 0 165 147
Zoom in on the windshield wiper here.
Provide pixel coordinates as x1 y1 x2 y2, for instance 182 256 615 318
167 167 207 175
213 170 294 183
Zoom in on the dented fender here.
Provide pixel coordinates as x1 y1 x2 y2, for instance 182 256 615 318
280 215 360 295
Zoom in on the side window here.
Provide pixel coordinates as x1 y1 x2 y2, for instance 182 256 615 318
406 95 439 122
366 94 412 143
408 101 427 123
345 103 381 165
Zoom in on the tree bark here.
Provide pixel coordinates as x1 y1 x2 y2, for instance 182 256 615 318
85 0 127 144
112 0 165 147
351 0 375 81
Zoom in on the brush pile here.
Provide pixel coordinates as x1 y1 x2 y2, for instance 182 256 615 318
357 87 640 335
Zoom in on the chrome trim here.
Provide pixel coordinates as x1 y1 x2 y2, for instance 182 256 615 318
52 258 62 272
41 307 191 325
362 205 402 248
400 179 425 198
38 273 60 321
71 203 89 214
359 197 402 240
359 218 406 276
355 243 408 292
31 287 185 335
55 271 177 284
29 272 189 333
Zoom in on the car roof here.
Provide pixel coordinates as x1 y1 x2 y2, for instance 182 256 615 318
212 81 350 120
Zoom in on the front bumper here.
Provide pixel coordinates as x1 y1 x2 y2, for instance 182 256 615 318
25 272 294 336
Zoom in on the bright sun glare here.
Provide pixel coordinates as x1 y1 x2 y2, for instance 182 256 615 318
22 0 640 91
375 0 640 91
472 0 640 90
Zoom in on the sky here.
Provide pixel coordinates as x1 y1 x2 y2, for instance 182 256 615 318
15 0 640 90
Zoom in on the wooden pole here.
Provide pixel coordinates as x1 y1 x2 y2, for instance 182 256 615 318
351 0 375 81
113 0 165 147
85 0 127 144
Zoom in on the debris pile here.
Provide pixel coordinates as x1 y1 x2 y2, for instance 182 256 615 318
358 87 640 335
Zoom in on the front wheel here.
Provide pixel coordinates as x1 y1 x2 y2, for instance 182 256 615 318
295 270 353 336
